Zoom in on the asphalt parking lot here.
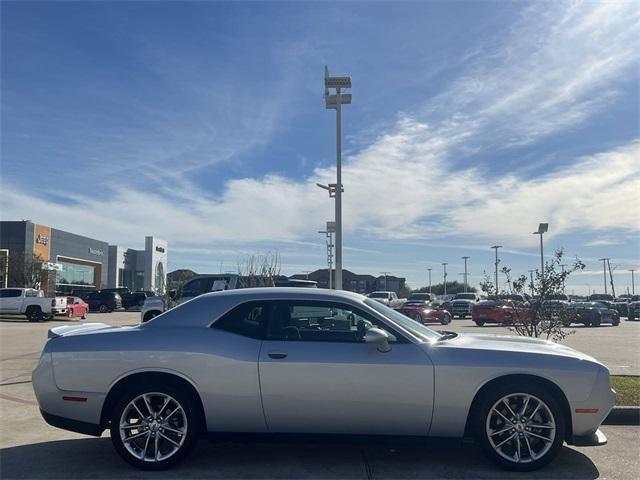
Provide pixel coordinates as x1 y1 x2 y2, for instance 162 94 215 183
1 312 639 479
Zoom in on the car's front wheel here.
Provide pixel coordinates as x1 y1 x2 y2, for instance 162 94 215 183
99 304 108 313
475 383 565 471
110 385 200 470
441 313 451 325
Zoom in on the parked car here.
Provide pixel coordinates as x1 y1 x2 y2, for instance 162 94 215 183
34 288 614 471
628 300 640 321
395 300 452 325
70 287 98 299
0 288 68 322
66 297 89 319
367 291 404 308
587 294 615 308
471 297 530 326
443 292 480 318
613 298 631 318
565 302 620 327
141 274 241 322
85 291 122 313
542 294 571 316
408 292 434 302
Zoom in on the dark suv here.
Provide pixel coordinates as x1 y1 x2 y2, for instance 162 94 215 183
85 291 122 313
101 288 155 309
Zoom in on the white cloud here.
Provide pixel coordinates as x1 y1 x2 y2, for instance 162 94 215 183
1 1 639 256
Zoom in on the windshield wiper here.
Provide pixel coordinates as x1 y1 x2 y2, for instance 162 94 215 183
436 331 458 341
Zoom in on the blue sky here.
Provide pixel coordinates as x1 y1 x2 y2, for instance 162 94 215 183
1 1 639 294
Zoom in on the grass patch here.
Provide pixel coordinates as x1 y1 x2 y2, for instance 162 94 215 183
611 375 640 406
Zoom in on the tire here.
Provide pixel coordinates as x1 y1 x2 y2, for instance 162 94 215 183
143 311 160 323
475 382 565 471
26 306 43 322
441 313 451 325
590 314 601 327
81 311 87 320
110 384 200 470
99 304 108 313
612 319 620 326
475 320 485 327
413 313 423 323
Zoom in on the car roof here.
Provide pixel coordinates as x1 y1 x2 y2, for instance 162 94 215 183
200 287 365 301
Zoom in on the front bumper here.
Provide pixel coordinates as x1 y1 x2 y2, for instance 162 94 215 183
569 428 607 447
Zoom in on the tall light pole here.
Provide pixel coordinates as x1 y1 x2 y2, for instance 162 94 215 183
380 272 391 291
318 225 335 289
598 258 608 294
442 263 448 297
533 223 548 283
630 269 636 295
428 268 432 294
324 66 351 290
461 256 470 292
491 246 502 295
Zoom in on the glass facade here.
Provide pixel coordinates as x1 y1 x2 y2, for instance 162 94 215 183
57 262 96 287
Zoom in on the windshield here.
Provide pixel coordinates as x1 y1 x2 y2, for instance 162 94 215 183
410 293 430 300
368 292 389 298
365 298 442 342
454 293 476 300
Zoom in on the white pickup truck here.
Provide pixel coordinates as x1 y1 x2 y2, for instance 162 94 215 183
0 288 68 322
367 291 405 308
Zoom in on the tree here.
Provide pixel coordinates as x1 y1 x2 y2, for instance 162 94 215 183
6 252 45 289
236 252 281 288
412 281 476 296
507 249 585 342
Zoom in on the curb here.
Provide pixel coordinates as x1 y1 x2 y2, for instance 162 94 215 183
603 406 640 425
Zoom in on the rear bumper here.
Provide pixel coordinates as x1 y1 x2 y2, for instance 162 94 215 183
568 428 607 447
40 409 103 437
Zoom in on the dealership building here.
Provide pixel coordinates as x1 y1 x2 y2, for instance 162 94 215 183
0 221 167 295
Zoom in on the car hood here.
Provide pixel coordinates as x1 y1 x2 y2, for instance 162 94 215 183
438 332 603 365
47 322 135 339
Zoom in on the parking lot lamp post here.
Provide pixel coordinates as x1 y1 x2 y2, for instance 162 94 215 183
380 272 391 291
442 263 448 296
598 258 608 294
324 66 352 290
630 269 636 295
461 256 470 292
491 246 502 295
428 268 432 294
533 224 548 291
318 229 334 289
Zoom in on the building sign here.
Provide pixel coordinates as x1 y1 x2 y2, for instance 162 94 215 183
89 247 104 256
155 246 165 253
33 224 51 261
36 234 49 245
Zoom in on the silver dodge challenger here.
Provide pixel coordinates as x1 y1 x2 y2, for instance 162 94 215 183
33 288 614 471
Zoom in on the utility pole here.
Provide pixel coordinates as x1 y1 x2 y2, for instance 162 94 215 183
560 264 567 294
461 256 470 293
630 269 636 295
528 270 535 297
598 258 608 294
442 263 448 297
428 268 432 294
324 66 351 290
607 259 616 298
491 246 502 295
380 272 391 291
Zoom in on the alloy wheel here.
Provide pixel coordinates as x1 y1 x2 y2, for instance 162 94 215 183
119 392 188 463
485 393 556 464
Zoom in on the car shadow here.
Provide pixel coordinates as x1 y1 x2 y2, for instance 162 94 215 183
0 438 600 479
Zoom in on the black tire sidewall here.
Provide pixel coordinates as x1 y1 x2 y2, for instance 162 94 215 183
110 383 200 470
475 382 565 471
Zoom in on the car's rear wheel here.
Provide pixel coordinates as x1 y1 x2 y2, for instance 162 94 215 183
413 313 422 323
590 314 601 327
475 383 565 471
26 306 43 322
475 320 485 326
110 385 200 470
99 304 108 313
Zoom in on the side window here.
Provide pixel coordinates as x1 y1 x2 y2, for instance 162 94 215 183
25 290 38 297
1 289 22 298
266 301 403 343
181 279 203 298
212 301 268 339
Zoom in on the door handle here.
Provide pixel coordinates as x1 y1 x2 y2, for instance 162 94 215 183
268 352 288 359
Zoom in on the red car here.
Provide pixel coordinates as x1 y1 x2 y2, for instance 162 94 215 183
66 296 89 319
471 297 530 326
396 300 452 325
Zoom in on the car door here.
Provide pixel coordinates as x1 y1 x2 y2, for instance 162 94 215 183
0 289 23 312
258 299 434 436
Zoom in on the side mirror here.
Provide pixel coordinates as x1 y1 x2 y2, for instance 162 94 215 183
364 328 392 353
